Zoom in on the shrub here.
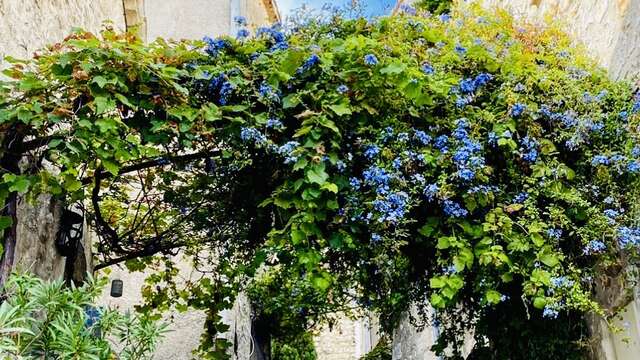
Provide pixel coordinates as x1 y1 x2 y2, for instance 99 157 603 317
0 273 167 359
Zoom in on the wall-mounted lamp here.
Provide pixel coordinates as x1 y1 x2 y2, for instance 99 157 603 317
55 208 84 257
110 279 123 297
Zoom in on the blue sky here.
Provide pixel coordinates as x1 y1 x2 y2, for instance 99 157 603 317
276 0 398 19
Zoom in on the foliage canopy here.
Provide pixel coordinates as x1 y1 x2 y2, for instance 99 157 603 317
1 3 640 358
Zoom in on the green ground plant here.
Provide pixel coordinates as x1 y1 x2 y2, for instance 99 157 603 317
0 273 166 359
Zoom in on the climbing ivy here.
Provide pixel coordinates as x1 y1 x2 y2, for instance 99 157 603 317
1 3 640 358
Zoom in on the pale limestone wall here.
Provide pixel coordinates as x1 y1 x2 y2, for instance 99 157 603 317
144 0 232 41
314 317 357 360
0 0 125 60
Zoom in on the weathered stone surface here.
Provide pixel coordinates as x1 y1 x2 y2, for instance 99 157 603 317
313 317 358 360
0 0 125 61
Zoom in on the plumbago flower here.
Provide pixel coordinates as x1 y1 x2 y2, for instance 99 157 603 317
5 3 640 359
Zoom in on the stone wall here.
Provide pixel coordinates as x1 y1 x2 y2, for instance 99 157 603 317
0 0 125 60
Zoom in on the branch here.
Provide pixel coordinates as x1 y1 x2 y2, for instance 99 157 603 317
93 241 185 271
81 150 220 185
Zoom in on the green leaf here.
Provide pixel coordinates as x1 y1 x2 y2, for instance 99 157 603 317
94 96 116 114
328 102 352 116
291 230 306 245
92 76 109 88
539 252 559 268
320 182 338 193
305 163 328 185
283 94 301 109
486 290 502 304
8 177 30 193
533 297 547 309
102 160 120 176
430 276 446 289
380 62 407 75
115 93 136 109
95 118 119 133
437 237 451 249
0 216 13 230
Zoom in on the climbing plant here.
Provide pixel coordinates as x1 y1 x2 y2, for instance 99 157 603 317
1 2 640 358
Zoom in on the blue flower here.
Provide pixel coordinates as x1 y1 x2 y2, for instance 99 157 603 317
604 209 622 224
373 192 409 223
371 233 382 243
455 44 467 55
439 13 451 22
487 132 498 145
442 199 468 218
337 84 349 94
413 129 432 145
457 168 475 181
510 103 526 117
421 63 435 75
435 135 449 153
266 118 283 129
236 29 250 39
514 192 528 203
349 177 361 190
203 36 229 57
591 155 609 166
513 83 525 92
628 161 640 173
363 166 392 194
547 228 562 240
543 307 559 319
468 185 498 194
520 136 538 163
459 78 476 94
336 160 346 172
259 82 278 100
583 240 606 255
474 73 493 87
392 157 402 170
455 96 470 108
364 144 380 159
397 132 409 143
364 54 379 66
297 54 321 74
399 4 417 15
551 276 573 288
209 73 234 105
618 226 640 247
424 183 439 201
234 16 247 26
240 127 267 145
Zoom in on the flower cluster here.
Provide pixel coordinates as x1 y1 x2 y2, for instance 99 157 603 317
209 73 234 105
